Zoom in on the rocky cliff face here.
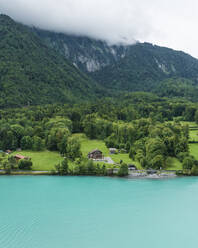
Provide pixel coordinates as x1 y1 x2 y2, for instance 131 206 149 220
34 28 198 92
34 29 129 72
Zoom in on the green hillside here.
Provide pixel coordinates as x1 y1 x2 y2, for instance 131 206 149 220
1 14 198 108
92 43 198 92
35 29 198 100
0 14 103 108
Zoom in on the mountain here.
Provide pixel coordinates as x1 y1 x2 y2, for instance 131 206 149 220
1 14 198 109
0 15 103 108
35 29 198 95
91 43 198 92
34 28 129 73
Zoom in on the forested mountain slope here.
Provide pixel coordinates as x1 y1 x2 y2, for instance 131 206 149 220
1 14 198 108
0 15 103 108
92 43 198 91
35 29 198 96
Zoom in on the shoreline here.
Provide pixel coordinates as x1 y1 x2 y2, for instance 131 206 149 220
0 169 178 178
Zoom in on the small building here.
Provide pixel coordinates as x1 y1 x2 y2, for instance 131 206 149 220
147 169 157 175
109 148 117 154
88 149 103 160
6 150 12 154
14 154 29 162
128 164 137 170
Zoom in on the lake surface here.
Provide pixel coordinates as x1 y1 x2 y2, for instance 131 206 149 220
0 176 198 248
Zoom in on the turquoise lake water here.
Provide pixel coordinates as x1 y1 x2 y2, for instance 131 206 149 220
0 176 198 248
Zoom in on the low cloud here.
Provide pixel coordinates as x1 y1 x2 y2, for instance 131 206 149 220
0 0 152 44
1 0 198 57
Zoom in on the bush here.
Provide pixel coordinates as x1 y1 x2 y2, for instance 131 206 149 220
18 159 32 170
177 152 189 162
182 156 195 170
118 163 128 177
191 165 198 176
55 158 68 175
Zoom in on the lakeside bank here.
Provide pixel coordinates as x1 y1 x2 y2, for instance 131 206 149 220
0 169 178 178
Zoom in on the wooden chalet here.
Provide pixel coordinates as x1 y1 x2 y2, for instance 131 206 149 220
88 149 103 159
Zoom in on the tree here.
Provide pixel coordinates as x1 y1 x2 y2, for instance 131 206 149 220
66 137 82 161
58 135 68 155
191 165 198 175
87 160 96 175
32 136 45 151
195 110 198 124
3 161 11 174
8 156 17 169
182 156 195 170
129 147 136 160
118 163 128 177
150 155 164 169
146 138 166 168
55 158 69 175
21 136 33 150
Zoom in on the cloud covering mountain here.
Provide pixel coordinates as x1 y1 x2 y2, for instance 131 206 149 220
1 0 198 57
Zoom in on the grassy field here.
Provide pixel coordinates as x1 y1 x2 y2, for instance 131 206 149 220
10 130 190 172
189 130 198 141
166 157 182 170
180 121 198 165
12 150 62 171
73 133 142 169
189 143 198 160
180 121 197 127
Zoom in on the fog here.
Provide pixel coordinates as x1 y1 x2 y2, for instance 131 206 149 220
1 0 198 57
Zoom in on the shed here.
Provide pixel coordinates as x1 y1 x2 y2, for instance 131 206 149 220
147 169 157 175
109 148 117 154
128 164 137 170
14 154 29 162
88 149 103 160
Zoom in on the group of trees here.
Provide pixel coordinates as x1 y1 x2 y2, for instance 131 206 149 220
0 93 198 173
0 154 32 173
55 158 109 176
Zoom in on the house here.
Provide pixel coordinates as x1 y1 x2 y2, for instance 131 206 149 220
6 150 12 154
128 164 137 170
88 149 103 160
109 148 117 154
14 154 29 162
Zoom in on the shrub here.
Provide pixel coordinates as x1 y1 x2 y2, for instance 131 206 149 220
191 165 198 176
18 159 32 170
182 156 195 170
118 163 128 177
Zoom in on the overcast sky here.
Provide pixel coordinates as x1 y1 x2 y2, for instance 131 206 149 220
1 0 198 57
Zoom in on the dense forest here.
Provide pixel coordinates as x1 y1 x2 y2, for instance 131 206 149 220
0 92 198 175
0 14 104 108
1 15 198 108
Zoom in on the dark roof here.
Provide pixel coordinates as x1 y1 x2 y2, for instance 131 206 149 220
88 149 102 155
128 164 137 168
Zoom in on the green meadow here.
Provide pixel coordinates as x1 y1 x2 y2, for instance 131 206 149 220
12 150 62 171
11 122 198 172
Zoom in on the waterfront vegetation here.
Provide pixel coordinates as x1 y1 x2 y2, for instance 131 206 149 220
0 94 198 176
